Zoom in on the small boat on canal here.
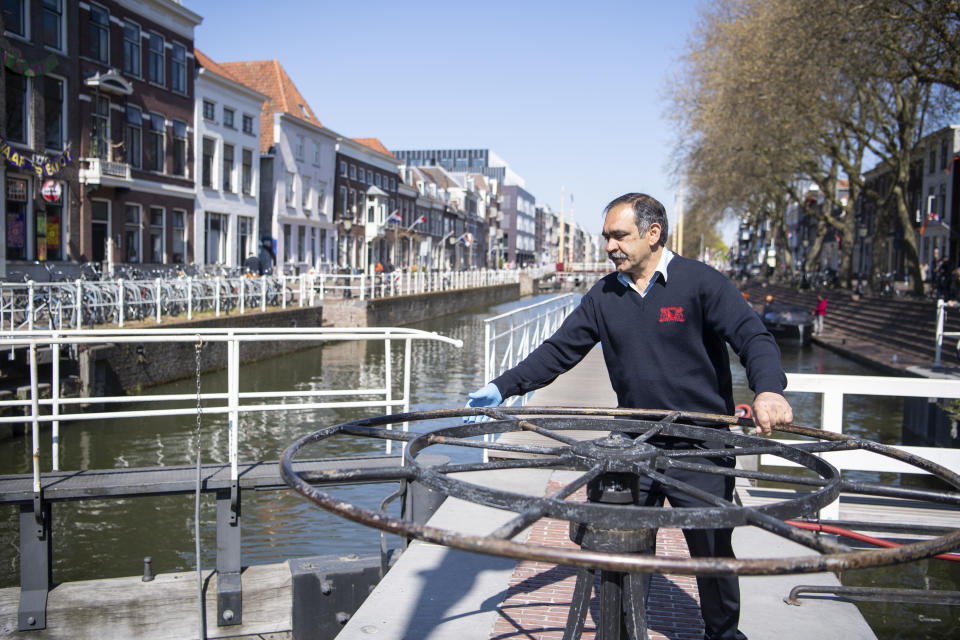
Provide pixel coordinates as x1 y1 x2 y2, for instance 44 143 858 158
760 301 814 343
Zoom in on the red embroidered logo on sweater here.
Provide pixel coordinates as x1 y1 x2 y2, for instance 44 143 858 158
659 306 684 322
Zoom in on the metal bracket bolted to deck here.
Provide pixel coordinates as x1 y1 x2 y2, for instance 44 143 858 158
216 486 242 626
18 497 52 631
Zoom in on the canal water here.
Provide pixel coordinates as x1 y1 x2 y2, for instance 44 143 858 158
0 293 956 638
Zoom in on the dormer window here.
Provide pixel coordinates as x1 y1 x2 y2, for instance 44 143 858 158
299 104 310 119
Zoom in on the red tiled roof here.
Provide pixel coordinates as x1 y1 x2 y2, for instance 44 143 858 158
194 48 240 84
219 59 321 153
352 137 395 158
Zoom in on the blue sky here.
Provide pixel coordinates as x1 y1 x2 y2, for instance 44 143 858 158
191 0 702 236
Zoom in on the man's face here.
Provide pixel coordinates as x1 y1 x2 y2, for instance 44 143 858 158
602 203 660 277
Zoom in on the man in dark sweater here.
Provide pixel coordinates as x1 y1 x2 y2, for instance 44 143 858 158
467 193 793 640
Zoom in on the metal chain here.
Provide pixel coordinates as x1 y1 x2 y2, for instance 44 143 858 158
194 337 203 451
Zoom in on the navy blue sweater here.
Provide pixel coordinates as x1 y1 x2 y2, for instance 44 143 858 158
493 256 786 415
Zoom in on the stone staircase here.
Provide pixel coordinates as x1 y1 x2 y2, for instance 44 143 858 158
740 283 960 369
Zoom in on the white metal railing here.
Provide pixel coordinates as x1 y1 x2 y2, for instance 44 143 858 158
0 269 521 331
483 293 579 406
768 373 960 519
934 298 960 365
0 327 463 502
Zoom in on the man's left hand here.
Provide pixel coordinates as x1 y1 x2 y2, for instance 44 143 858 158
752 392 793 436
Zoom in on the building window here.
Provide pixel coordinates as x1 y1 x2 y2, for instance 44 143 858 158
320 228 327 261
349 164 356 180
296 135 304 159
375 174 381 188
3 0 26 37
148 33 164 84
286 172 295 204
942 140 949 171
171 43 186 93
222 143 234 192
125 204 142 263
339 161 347 176
237 216 253 265
149 207 164 263
242 148 253 195
88 4 108 63
339 185 347 218
223 108 234 129
297 226 306 262
313 141 320 164
203 100 215 121
43 76 64 150
389 177 395 191
125 105 142 168
205 212 228 264
91 94 109 159
5 69 27 143
123 20 141 76
283 223 292 262
302 177 310 210
171 210 186 263
242 114 253 134
42 0 63 50
317 187 325 214
173 120 187 176
358 167 365 182
930 148 937 174
202 137 215 188
147 113 164 172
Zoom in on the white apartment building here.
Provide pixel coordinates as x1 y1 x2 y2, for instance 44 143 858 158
193 50 267 269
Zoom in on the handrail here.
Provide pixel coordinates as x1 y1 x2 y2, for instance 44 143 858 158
0 269 522 331
483 294 579 406
770 372 960 519
934 298 960 365
0 327 463 499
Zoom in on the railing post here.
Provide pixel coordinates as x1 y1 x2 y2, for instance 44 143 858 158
260 277 267 312
819 389 844 520
155 278 162 324
360 274 366 300
299 273 306 307
51 337 60 471
215 276 222 317
239 276 245 315
935 298 945 366
282 275 288 309
74 280 82 329
187 276 193 320
384 336 393 454
27 281 35 331
117 279 124 328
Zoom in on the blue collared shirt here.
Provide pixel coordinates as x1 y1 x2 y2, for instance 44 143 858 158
616 248 674 297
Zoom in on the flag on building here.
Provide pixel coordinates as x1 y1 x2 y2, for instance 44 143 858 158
386 210 402 224
458 232 473 247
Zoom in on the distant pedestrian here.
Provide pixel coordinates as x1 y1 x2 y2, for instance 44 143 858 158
813 294 827 336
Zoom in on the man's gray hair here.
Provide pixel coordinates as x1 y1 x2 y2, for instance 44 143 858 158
603 193 668 248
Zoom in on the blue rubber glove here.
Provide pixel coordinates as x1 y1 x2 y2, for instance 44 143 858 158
464 382 503 422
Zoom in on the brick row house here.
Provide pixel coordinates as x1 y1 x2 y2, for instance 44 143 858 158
76 0 201 269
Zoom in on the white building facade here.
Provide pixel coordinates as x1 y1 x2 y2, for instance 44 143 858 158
193 55 267 269
267 113 339 274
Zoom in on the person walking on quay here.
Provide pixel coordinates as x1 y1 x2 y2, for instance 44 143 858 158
813 294 827 336
466 192 793 640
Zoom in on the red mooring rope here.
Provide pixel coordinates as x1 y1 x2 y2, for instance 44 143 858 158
786 520 960 562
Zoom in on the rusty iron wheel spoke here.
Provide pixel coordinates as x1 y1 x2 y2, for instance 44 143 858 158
491 465 605 540
281 406 960 576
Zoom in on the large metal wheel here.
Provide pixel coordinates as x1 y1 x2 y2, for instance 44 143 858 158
280 406 960 576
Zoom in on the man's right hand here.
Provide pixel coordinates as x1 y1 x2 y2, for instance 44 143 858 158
464 383 503 422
